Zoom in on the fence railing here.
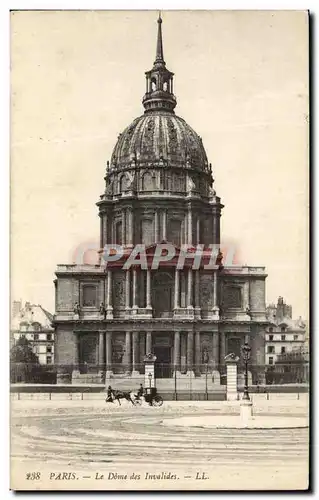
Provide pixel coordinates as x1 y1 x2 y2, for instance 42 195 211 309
10 362 310 386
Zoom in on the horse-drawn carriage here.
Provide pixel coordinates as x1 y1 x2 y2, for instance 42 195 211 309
105 386 163 407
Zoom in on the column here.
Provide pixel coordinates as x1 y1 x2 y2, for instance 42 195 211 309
212 332 219 368
196 217 200 244
216 214 220 245
127 208 134 245
124 331 131 372
106 270 113 318
174 331 181 371
146 332 152 354
187 268 193 308
220 333 226 364
146 269 152 309
195 331 201 373
98 331 104 369
140 332 146 361
174 268 180 309
187 331 194 372
194 270 200 308
212 270 219 318
74 334 80 368
125 269 131 311
121 209 126 245
105 331 112 375
188 206 192 245
103 213 108 246
244 280 250 311
212 214 217 244
132 268 138 309
100 216 103 250
162 210 167 240
132 331 139 373
154 210 159 242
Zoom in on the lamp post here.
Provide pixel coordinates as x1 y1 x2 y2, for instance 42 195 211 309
241 342 251 401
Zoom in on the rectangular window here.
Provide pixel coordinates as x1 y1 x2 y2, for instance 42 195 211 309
82 285 97 307
47 333 52 341
269 335 273 341
294 335 298 341
46 356 52 364
47 346 52 353
269 357 273 365
281 335 286 341
34 334 39 341
267 346 275 353
281 346 286 354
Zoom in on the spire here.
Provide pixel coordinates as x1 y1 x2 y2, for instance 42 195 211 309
142 14 177 113
155 12 165 65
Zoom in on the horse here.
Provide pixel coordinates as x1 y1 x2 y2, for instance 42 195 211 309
107 389 136 406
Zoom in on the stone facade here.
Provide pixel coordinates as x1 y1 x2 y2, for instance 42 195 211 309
53 16 268 384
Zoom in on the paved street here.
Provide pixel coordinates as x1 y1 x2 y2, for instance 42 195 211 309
10 398 309 491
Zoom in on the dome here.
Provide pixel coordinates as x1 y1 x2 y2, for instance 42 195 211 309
110 111 209 173
102 15 215 199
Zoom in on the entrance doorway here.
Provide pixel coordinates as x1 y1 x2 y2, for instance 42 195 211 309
154 346 172 378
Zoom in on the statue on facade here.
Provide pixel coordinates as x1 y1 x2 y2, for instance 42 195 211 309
202 349 209 364
73 302 80 316
99 302 106 318
216 250 223 266
224 353 239 363
246 307 252 318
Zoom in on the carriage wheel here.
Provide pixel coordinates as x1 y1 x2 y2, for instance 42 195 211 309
153 395 163 407
134 398 142 406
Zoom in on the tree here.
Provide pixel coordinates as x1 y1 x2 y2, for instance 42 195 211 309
10 336 38 364
10 336 39 383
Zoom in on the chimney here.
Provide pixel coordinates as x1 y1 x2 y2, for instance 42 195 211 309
276 296 284 322
12 300 22 318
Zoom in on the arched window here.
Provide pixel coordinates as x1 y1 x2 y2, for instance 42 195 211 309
142 172 155 191
281 326 286 332
119 174 128 192
151 78 157 91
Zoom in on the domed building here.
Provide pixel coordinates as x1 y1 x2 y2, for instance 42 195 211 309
53 16 268 385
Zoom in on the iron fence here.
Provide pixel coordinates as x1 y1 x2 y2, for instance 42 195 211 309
10 362 309 386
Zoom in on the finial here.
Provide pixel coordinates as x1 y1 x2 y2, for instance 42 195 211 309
155 11 165 64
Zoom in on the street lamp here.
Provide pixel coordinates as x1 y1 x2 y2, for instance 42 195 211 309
241 342 251 401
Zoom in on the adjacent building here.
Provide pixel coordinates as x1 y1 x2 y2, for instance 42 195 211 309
265 296 307 365
11 300 55 364
53 16 268 384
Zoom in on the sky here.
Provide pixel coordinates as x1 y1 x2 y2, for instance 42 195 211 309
10 10 309 318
